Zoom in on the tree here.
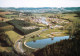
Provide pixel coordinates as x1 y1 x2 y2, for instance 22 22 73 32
24 12 32 16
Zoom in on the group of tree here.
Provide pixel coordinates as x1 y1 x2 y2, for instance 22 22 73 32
7 19 39 35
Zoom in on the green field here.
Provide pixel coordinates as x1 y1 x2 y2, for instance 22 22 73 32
60 14 80 20
0 46 12 52
5 30 22 44
25 29 68 42
5 15 18 18
34 13 55 17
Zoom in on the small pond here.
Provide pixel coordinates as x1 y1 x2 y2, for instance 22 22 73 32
26 36 69 49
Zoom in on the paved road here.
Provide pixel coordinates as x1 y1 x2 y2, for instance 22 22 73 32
14 39 25 54
18 42 24 53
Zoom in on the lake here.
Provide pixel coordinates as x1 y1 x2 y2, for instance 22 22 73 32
26 36 69 49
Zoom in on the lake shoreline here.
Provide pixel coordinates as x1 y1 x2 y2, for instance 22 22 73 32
26 36 69 49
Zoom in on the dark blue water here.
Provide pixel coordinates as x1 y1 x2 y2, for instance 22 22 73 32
26 36 69 49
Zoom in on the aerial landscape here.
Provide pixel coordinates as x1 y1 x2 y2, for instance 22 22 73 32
0 0 80 56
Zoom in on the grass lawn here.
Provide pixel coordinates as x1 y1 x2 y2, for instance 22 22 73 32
60 14 80 21
34 13 55 17
5 15 18 18
5 30 22 44
26 37 43 42
40 29 68 38
0 46 12 52
59 13 80 26
4 18 13 21
37 24 47 27
26 29 68 42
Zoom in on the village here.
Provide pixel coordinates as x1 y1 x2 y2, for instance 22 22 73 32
0 11 69 38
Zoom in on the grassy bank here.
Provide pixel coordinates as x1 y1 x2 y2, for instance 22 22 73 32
5 30 22 44
40 29 68 38
0 46 12 52
25 29 68 42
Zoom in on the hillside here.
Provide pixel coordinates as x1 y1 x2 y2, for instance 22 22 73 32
0 7 80 13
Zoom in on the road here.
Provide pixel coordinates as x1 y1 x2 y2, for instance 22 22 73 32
14 39 25 54
18 42 24 53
